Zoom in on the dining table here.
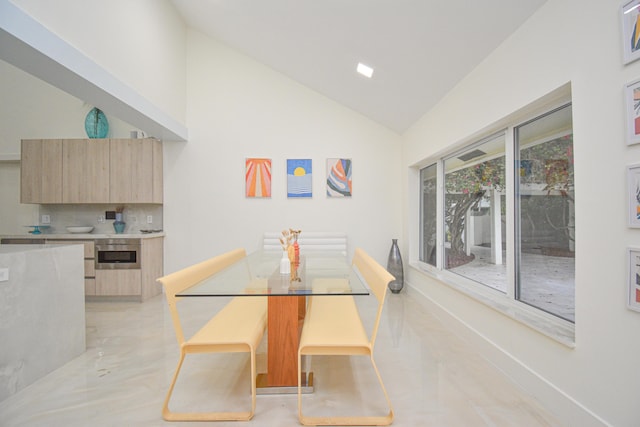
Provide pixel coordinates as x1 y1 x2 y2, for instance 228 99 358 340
177 249 371 394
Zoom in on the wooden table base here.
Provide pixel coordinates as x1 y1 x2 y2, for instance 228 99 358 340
258 295 311 394
256 371 314 395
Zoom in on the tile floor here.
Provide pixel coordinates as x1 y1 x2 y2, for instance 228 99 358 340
0 291 564 426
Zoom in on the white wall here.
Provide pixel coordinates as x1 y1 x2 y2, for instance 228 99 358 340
0 60 137 234
163 30 402 273
1 0 186 233
11 0 187 124
403 0 640 426
5 1 401 271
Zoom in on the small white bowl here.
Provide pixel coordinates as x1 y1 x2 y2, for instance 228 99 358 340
66 226 94 234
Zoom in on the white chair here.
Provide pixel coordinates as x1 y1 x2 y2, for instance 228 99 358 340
263 231 347 254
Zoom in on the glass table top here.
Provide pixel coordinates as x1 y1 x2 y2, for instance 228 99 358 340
178 250 370 297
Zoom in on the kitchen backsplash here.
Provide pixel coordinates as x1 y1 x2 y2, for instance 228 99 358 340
38 205 163 234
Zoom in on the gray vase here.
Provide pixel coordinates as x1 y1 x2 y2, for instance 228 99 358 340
387 239 404 293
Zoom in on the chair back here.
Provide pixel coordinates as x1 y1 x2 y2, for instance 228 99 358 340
352 248 395 349
263 231 347 254
157 248 247 345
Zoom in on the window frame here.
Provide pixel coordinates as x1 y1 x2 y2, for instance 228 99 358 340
414 99 575 346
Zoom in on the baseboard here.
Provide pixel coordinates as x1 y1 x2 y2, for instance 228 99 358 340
405 283 610 427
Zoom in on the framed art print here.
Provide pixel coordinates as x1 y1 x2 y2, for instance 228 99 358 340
245 158 271 198
628 247 640 312
625 78 640 145
622 0 640 64
326 158 352 197
628 164 640 227
287 159 312 198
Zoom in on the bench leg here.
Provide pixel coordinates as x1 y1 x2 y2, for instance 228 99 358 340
298 353 394 426
162 349 255 421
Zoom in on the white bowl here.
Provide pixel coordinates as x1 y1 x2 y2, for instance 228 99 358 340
66 226 94 234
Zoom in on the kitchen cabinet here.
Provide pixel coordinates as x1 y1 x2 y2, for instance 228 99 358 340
62 139 110 203
20 139 63 203
0 235 163 301
140 236 163 300
96 269 141 296
94 236 163 300
109 138 163 203
20 138 162 204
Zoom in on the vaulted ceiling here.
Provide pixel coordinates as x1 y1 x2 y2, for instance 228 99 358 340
171 0 548 134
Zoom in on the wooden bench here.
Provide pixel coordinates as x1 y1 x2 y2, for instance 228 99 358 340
156 248 267 421
297 248 395 425
263 231 347 254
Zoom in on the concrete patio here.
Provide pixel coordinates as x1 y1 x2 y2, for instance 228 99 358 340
448 245 575 322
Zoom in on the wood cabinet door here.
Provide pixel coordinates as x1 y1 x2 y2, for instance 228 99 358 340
110 138 154 203
63 139 109 203
84 278 96 296
20 139 42 204
141 237 163 301
21 139 63 203
41 140 64 203
95 269 141 296
152 139 163 203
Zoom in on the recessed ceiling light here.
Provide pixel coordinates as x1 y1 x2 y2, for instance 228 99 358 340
357 62 374 78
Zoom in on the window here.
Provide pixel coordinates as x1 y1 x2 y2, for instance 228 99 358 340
443 133 507 292
419 103 574 323
420 163 438 267
515 105 574 321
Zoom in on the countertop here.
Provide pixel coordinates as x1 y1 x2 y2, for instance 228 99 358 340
0 244 55 254
1 232 165 240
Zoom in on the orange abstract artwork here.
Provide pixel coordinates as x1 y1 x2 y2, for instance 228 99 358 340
246 158 272 198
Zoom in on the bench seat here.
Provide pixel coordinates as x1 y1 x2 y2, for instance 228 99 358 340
299 295 369 355
188 296 266 350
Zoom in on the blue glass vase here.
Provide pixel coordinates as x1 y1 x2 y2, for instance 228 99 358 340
113 213 125 234
85 107 109 138
113 221 126 234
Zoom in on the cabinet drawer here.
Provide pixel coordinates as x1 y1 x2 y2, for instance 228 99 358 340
84 259 95 278
85 278 96 296
95 269 141 296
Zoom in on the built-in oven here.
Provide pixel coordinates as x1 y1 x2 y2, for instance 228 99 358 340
95 238 140 269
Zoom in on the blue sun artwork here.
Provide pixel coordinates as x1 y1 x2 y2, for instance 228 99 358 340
287 159 312 198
